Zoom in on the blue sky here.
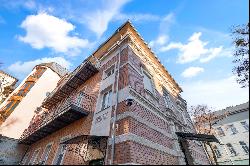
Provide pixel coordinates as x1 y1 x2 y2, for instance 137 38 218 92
0 0 249 109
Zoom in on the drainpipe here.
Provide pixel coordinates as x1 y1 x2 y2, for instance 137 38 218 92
110 34 122 165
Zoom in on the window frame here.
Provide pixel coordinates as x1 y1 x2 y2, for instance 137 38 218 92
214 145 222 158
228 124 238 135
142 69 155 94
101 89 112 110
40 142 53 165
240 121 249 132
239 141 249 154
103 65 115 80
226 143 237 156
216 127 225 136
29 148 41 165
53 136 71 165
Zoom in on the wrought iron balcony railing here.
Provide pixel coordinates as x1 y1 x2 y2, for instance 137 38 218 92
19 97 89 145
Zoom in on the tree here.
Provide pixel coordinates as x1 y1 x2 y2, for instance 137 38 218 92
188 105 228 165
231 23 249 88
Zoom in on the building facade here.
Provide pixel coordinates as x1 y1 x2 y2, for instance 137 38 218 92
0 62 68 139
18 22 210 165
212 102 249 165
0 70 18 104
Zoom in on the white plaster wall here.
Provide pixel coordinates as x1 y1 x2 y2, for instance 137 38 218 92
0 68 61 139
0 70 35 109
214 118 249 164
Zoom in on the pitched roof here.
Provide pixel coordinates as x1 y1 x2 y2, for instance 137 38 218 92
0 70 18 82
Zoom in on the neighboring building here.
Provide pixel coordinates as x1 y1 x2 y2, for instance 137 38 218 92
211 102 249 165
18 21 209 165
0 62 68 139
0 70 18 104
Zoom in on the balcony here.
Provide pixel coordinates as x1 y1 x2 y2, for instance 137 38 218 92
19 97 89 145
42 60 99 109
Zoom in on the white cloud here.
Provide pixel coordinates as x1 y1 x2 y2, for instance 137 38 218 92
149 35 168 48
82 0 131 37
181 67 204 78
160 32 224 63
149 13 175 49
8 57 72 79
181 76 249 110
18 13 89 56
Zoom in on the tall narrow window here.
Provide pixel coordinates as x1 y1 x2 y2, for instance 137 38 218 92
104 65 115 79
21 152 30 165
76 92 84 107
226 143 237 156
239 141 249 154
29 149 40 165
163 88 172 109
240 121 249 131
143 71 154 93
54 143 67 165
214 145 222 158
101 90 112 110
41 144 52 165
228 124 238 135
217 127 225 136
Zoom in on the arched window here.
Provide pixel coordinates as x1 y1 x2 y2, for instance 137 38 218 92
226 143 237 156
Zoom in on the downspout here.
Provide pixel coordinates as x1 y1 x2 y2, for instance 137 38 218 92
110 34 122 165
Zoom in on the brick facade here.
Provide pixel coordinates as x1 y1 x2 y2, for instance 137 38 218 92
18 22 210 165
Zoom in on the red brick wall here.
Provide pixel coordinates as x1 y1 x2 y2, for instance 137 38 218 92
22 45 209 165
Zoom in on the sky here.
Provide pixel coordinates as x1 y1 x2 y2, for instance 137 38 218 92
0 0 249 110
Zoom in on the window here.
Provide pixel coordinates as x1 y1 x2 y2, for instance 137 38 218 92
240 121 249 131
104 65 115 79
228 124 238 135
214 145 222 158
29 149 40 165
143 71 154 93
40 144 52 165
54 136 70 165
239 141 249 154
217 127 225 136
33 67 46 78
163 88 171 109
16 81 35 97
1 100 20 117
76 92 84 107
101 90 112 110
226 143 237 156
21 152 30 165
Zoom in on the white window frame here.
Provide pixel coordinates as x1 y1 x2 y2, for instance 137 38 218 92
53 135 71 165
40 142 53 165
142 69 155 94
240 121 249 132
103 65 115 80
228 124 238 135
101 89 112 110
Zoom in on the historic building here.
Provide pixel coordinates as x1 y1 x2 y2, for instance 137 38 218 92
211 102 249 165
18 21 209 165
0 70 18 104
0 62 68 138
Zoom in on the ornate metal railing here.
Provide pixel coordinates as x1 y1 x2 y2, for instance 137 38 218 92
20 96 85 141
